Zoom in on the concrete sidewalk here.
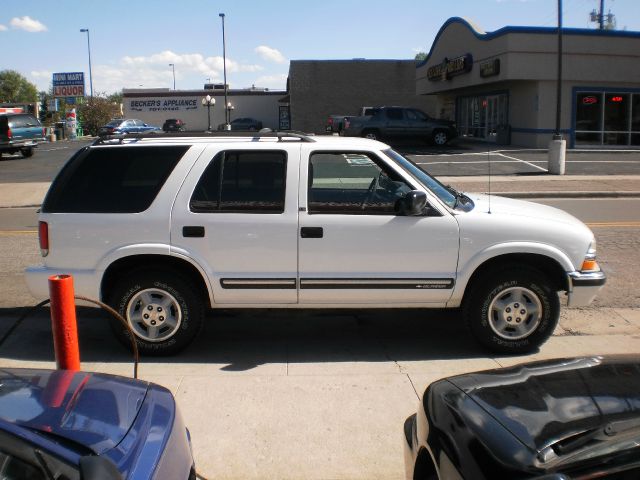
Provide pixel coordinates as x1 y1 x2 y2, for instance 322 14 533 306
1 175 639 208
1 306 640 480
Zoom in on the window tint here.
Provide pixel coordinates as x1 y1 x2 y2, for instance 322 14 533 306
308 152 413 215
190 150 287 213
386 108 404 120
407 109 428 121
42 146 187 213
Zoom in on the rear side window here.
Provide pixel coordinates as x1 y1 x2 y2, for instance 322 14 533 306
190 150 287 213
42 146 188 213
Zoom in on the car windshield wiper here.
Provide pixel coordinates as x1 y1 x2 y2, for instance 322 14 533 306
554 418 640 456
446 185 468 208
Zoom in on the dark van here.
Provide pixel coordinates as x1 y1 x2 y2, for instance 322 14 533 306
0 113 46 158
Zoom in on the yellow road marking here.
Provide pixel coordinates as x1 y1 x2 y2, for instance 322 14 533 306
0 230 37 235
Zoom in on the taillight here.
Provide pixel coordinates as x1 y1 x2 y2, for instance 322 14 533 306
328 118 334 125
344 118 350 129
7 128 12 139
42 127 46 137
38 221 49 257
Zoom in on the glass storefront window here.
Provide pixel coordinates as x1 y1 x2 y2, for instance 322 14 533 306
456 93 508 141
576 93 602 132
604 93 629 132
575 91 639 146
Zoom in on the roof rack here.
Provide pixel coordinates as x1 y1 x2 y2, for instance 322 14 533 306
92 129 316 145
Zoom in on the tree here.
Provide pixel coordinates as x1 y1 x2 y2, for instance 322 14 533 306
77 94 121 136
415 52 427 62
0 70 39 103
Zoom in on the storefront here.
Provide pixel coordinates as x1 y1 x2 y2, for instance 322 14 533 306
416 17 640 148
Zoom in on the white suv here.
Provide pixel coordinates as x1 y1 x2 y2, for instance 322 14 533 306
26 132 605 355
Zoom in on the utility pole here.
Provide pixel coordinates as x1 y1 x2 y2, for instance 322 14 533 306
590 0 615 30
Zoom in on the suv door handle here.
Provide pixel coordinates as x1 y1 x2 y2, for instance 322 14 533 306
301 227 323 238
182 226 205 237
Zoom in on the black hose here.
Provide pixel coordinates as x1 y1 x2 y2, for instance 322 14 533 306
0 297 139 379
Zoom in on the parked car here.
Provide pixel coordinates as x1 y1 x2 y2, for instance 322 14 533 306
326 107 377 133
98 119 161 137
404 355 640 480
342 106 457 145
26 131 604 355
217 117 263 131
162 118 186 132
0 113 46 158
0 368 196 479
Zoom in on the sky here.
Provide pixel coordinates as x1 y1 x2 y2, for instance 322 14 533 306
1 0 639 95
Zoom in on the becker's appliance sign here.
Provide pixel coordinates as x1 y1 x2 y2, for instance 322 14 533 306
129 98 199 112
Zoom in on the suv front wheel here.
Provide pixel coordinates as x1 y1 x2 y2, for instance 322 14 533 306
463 266 559 354
109 270 205 355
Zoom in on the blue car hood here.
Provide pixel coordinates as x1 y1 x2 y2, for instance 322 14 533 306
0 368 148 454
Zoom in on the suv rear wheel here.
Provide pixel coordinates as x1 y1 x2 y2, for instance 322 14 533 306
463 266 559 354
21 147 34 158
109 270 205 355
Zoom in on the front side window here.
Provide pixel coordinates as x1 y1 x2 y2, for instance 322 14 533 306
190 150 287 213
386 108 404 120
308 152 413 215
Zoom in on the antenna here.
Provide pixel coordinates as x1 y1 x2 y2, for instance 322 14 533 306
487 133 492 214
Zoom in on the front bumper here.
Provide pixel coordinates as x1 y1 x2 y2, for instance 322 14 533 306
567 270 606 307
403 414 417 480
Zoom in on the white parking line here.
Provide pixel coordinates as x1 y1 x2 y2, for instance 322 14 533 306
495 152 548 172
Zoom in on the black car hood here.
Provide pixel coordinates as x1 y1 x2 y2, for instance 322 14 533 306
448 356 640 453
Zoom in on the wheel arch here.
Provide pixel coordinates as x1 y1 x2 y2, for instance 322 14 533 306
459 253 568 308
101 254 212 307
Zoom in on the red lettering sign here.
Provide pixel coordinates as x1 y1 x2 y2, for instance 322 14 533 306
53 85 85 98
610 96 623 103
582 96 598 105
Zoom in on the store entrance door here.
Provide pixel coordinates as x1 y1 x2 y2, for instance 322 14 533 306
485 95 500 142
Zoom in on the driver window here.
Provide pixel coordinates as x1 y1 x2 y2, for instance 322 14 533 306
308 152 413 215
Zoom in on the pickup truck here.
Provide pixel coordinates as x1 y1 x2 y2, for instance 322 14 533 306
26 131 605 356
342 106 457 145
325 107 376 133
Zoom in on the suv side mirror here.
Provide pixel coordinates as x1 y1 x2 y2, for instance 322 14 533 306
395 191 427 216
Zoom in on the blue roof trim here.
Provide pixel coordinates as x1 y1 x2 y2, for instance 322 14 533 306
417 16 640 68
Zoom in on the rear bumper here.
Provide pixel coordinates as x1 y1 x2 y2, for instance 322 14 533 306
0 138 44 151
567 270 606 307
25 265 102 301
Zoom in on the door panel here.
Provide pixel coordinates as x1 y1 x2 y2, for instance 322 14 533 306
171 144 300 304
299 149 459 305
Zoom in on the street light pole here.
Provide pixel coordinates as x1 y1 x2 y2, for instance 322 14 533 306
79 28 93 99
201 94 215 132
169 63 175 90
219 13 230 130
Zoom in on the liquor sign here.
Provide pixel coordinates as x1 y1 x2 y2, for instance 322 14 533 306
52 72 85 98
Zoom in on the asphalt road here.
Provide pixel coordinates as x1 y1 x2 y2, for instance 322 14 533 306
1 138 640 185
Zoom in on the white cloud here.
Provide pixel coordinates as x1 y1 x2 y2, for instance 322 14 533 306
10 16 47 32
253 74 288 90
255 46 287 64
0 25 7 32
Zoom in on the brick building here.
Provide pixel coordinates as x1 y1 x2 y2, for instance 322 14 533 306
287 59 436 134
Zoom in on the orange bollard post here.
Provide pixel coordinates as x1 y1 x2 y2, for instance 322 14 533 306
48 274 81 371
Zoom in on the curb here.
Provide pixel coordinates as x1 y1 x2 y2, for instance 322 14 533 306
491 191 640 199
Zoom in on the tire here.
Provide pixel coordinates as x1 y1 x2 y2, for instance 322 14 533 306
21 147 34 158
361 129 380 140
432 130 449 146
108 270 205 355
463 266 559 354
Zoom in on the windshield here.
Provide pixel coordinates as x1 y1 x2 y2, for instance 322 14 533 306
383 148 458 208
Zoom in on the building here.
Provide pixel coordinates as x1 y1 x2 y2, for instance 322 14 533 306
122 88 287 131
288 60 436 133
417 17 640 147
